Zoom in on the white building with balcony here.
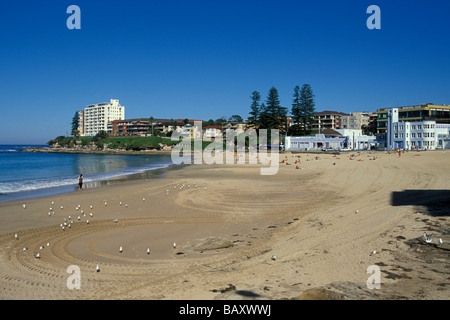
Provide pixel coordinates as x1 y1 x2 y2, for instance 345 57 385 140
78 99 125 136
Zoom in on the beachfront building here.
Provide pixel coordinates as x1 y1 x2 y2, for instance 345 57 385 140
203 126 223 141
108 118 150 136
385 107 450 150
340 112 372 130
78 99 125 137
335 129 378 150
285 134 347 151
376 103 450 133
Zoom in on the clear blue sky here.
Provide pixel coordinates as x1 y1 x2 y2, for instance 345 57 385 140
1 0 449 144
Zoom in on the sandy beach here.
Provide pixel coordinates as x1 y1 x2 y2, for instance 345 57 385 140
0 150 448 300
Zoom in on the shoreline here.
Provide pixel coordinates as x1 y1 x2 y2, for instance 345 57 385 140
0 150 448 299
19 146 174 156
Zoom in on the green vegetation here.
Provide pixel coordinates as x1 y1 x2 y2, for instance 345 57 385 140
47 131 181 151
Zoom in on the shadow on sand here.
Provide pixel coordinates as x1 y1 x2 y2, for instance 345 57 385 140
391 189 450 217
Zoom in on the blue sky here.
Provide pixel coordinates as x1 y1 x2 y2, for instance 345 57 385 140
0 0 449 144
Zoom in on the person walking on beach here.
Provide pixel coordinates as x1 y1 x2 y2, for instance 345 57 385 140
78 174 83 190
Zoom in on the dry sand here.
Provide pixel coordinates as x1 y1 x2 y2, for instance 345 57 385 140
0 150 449 300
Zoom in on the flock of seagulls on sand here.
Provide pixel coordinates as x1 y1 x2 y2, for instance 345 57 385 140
18 190 203 272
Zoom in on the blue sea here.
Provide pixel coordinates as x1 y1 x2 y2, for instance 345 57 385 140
0 145 175 202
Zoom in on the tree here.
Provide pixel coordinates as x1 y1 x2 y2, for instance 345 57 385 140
290 84 315 136
249 91 261 128
149 116 155 136
229 115 243 123
71 112 80 137
260 87 287 133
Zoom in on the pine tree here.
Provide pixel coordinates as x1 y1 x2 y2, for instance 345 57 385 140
249 91 261 128
71 112 80 137
299 84 315 135
260 87 287 132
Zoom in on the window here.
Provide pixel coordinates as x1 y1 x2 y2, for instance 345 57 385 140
411 133 416 138
411 125 416 130
417 133 422 138
417 125 422 130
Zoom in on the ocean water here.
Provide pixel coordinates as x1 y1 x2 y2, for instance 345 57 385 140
0 145 174 202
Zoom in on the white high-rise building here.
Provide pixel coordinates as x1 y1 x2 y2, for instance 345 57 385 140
78 99 125 137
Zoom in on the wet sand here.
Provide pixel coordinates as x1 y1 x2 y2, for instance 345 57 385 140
0 150 449 299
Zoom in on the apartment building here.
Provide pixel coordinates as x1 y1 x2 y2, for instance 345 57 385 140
376 103 450 133
312 111 349 132
78 99 125 136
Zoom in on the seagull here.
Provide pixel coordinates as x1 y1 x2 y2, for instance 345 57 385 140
439 238 443 244
104 202 107 206
119 201 122 206
77 216 81 220
46 243 50 247
86 220 89 224
39 245 44 250
143 198 145 201
90 213 93 217
48 212 51 216
355 210 359 214
173 242 177 249
49 207 53 211
15 233 18 240
51 201 54 205
271 255 277 261
125 204 128 208
90 205 93 209
62 226 65 231
119 246 123 253
147 248 150 255
34 253 40 259
22 204 26 209
113 219 118 223
60 206 64 210
424 232 432 243
23 247 28 251
370 250 377 256
96 265 100 272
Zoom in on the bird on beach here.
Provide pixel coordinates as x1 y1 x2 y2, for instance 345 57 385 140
424 232 432 243
86 220 89 224
119 246 123 253
147 248 150 255
23 247 28 251
355 210 359 214
173 242 177 249
34 253 40 259
104 202 107 206
113 219 118 223
96 265 100 272
439 238 443 244
370 250 377 256
15 233 18 240
22 204 26 209
271 255 277 261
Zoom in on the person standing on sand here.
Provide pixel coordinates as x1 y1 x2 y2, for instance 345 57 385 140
78 174 83 190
